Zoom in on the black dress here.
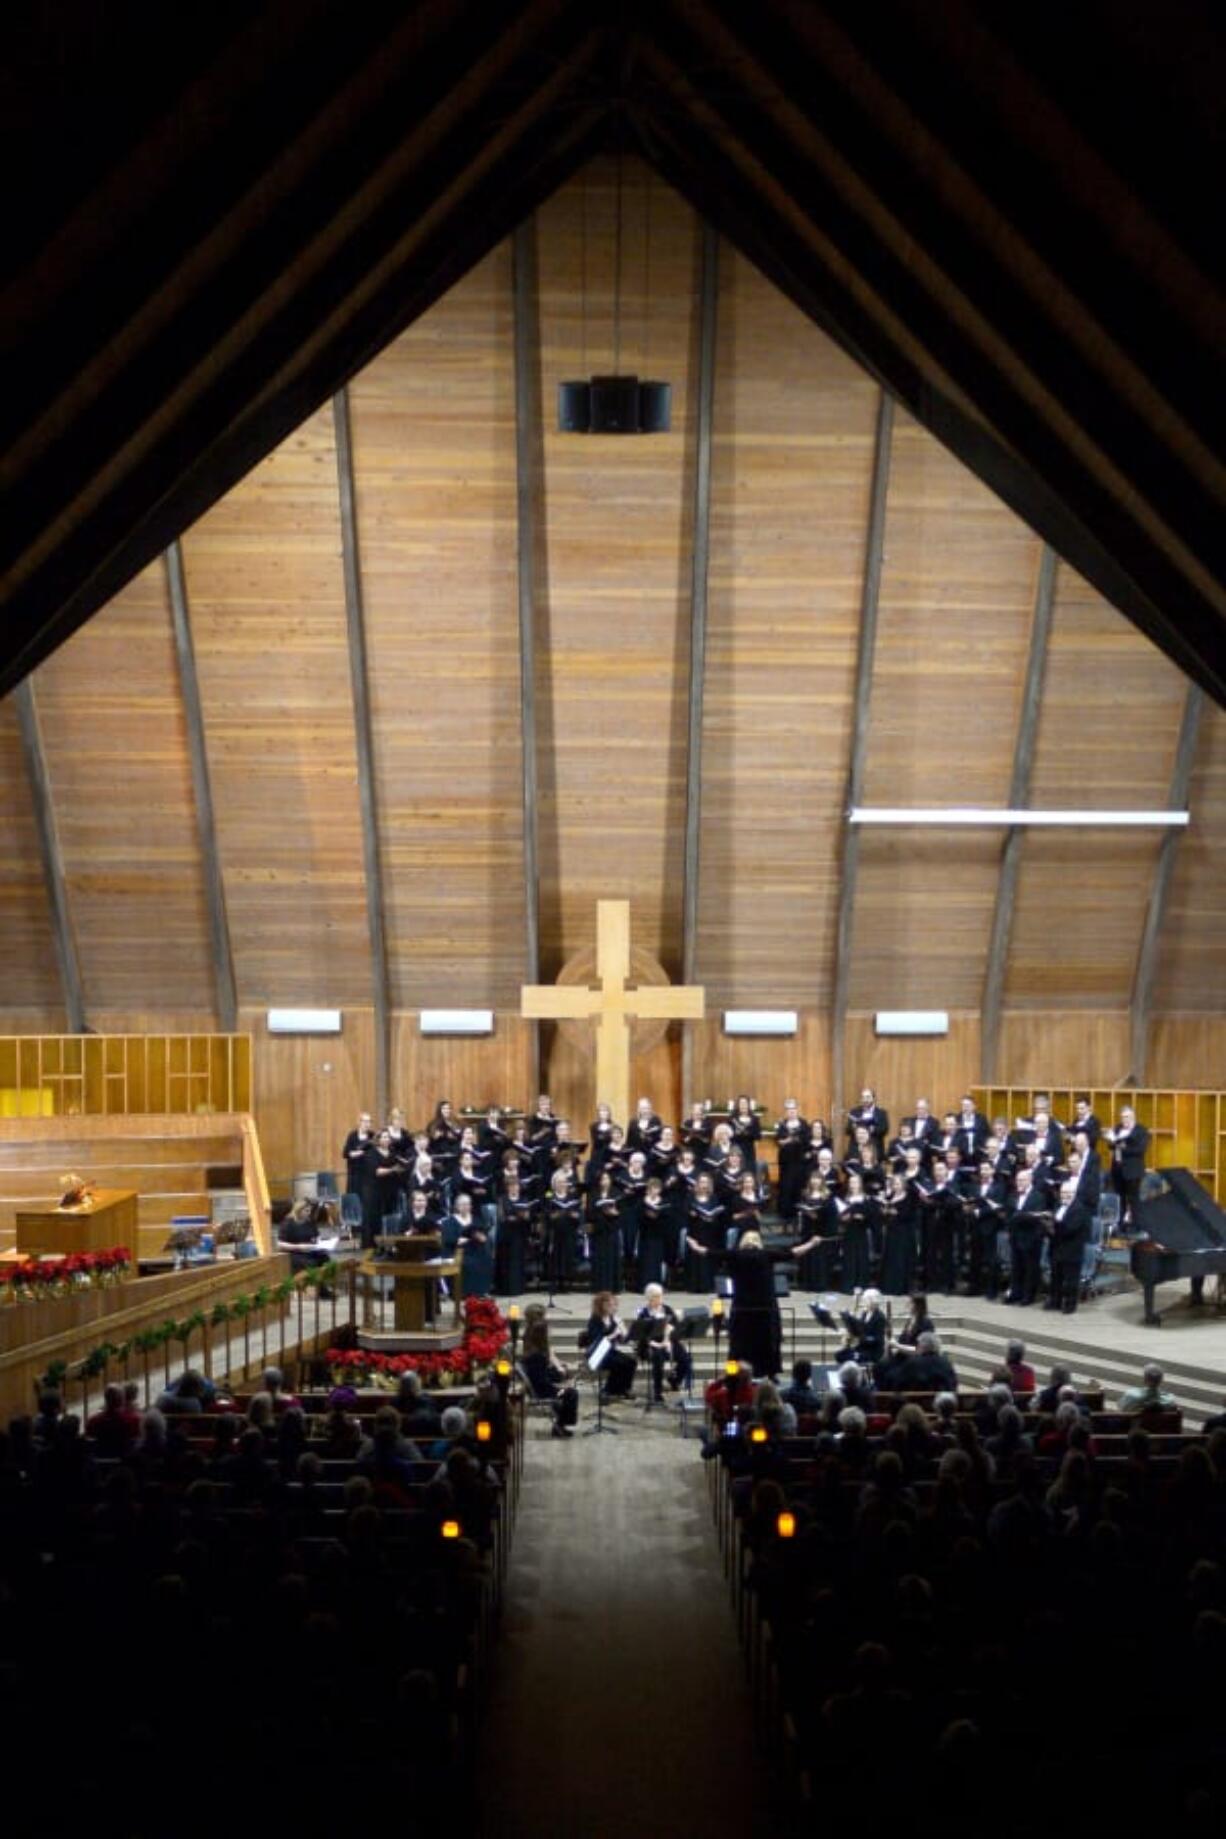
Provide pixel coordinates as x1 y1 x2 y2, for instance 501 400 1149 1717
497 1192 536 1295
774 1118 810 1223
587 1195 623 1294
685 1198 725 1291
718 1244 790 1379
583 1311 636 1396
879 1189 919 1297
795 1196 839 1291
839 1196 877 1291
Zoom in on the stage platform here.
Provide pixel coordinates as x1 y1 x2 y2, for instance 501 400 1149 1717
503 1276 1226 1429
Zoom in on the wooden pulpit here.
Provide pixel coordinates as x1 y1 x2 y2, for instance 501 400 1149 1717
15 1188 139 1256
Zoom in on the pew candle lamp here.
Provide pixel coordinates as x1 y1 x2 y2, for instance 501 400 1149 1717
777 1512 796 1540
476 1419 492 1444
441 1520 461 1541
749 1425 768 1445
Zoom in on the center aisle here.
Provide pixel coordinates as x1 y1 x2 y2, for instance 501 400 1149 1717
475 1421 773 1838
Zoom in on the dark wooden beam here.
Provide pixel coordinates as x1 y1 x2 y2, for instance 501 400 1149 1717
979 543 1058 1083
512 217 543 1094
681 222 720 1107
1130 682 1204 1082
165 539 237 1032
831 388 894 1117
333 384 390 1118
13 676 85 1031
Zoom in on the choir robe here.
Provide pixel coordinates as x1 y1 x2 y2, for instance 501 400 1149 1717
368 1148 405 1220
586 1121 616 1190
685 1197 726 1290
544 1193 583 1288
838 1196 877 1291
728 1111 762 1171
496 1193 536 1295
638 1193 671 1288
626 1113 664 1157
773 1117 811 1222
587 1196 624 1294
455 1219 494 1298
795 1196 840 1291
879 1188 919 1297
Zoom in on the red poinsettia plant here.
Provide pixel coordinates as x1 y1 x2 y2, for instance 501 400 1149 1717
0 1245 132 1301
324 1295 509 1387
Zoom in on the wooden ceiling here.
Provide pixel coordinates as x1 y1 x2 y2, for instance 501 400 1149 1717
1 164 1220 1067
3 3 1224 703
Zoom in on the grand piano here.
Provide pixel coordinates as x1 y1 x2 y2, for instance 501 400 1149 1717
1130 1166 1226 1325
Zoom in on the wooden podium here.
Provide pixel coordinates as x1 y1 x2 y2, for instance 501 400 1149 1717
357 1233 463 1351
15 1188 138 1256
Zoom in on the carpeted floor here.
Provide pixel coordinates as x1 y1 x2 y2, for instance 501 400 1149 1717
475 1409 774 1839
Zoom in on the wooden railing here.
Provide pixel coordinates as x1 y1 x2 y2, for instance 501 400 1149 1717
0 1033 252 1118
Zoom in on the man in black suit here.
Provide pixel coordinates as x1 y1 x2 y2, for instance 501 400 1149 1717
1006 1168 1050 1306
967 1160 1007 1299
954 1095 988 1163
1068 1135 1102 1212
1107 1107 1149 1228
1046 1179 1091 1313
1069 1096 1102 1149
846 1087 889 1153
904 1098 941 1165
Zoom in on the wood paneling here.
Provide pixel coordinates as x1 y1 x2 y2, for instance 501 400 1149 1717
841 1011 982 1132
182 406 369 1006
697 249 878 1004
1148 1015 1226 1090
29 561 213 1013
533 160 698 978
392 1012 536 1132
1006 565 1188 1006
348 247 525 1007
1155 701 1226 1010
241 1005 376 1188
850 415 1043 1008
689 1014 831 1121
994 1010 1131 1088
0 702 61 1015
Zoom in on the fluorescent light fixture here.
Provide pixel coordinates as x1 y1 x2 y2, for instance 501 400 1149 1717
850 807 1188 828
723 1010 799 1037
420 1009 494 1036
267 1008 342 1035
875 1011 949 1037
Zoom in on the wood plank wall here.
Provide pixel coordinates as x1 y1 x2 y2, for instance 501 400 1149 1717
1005 564 1188 1007
347 246 526 1006
697 248 878 1005
0 701 63 1018
180 405 371 1006
532 162 698 979
851 412 1040 1010
1 162 1223 1161
33 560 215 1014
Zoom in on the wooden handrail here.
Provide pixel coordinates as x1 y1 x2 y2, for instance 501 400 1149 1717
239 1113 271 1256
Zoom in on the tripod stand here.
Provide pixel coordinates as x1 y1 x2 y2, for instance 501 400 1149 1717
583 1335 619 1435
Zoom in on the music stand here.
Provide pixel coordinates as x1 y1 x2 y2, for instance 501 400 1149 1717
583 1334 618 1436
543 1212 573 1315
678 1308 711 1398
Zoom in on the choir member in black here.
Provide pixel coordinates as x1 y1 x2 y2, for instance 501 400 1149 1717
453 1150 496 1244
626 1096 663 1158
633 1284 693 1401
583 1292 637 1397
506 1119 538 1186
457 1123 491 1176
843 1124 886 1199
807 1116 833 1161
1106 1105 1149 1228
615 1151 649 1280
1069 1095 1101 1149
638 1177 672 1289
878 1169 919 1298
954 1094 988 1163
426 1100 462 1187
709 1229 822 1381
684 1174 725 1290
966 1160 1006 1299
794 1171 840 1291
544 1166 582 1294
845 1087 889 1155
604 1123 629 1184
892 1292 934 1351
809 1143 841 1196
904 1098 941 1165
773 1099 810 1224
702 1121 733 1185
647 1123 678 1186
587 1171 624 1295
983 1129 1016 1185
921 1158 962 1294
406 1143 440 1208
551 1119 583 1185
728 1094 762 1176
443 1191 493 1299
835 1172 877 1291
1006 1167 1050 1306
404 1187 438 1236
1068 1135 1103 1212
276 1200 332 1274
1029 1107 1065 1168
342 1111 376 1239
587 1102 617 1191
1046 1178 1091 1315
369 1129 405 1228
680 1101 711 1157
478 1105 510 1173
729 1171 765 1245
528 1094 558 1189
717 1146 750 1209
886 1120 918 1171
496 1172 536 1295
1020 1140 1058 1204
386 1105 414 1172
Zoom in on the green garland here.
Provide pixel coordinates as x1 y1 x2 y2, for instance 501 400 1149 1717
38 1262 337 1394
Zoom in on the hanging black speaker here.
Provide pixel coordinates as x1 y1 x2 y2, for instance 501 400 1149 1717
589 374 640 433
638 380 672 433
557 380 591 432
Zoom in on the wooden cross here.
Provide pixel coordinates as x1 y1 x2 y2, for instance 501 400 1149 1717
521 900 705 1125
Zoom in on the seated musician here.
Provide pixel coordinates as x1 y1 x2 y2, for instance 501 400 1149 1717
276 1199 334 1273
582 1291 637 1398
838 1287 888 1368
520 1318 579 1439
633 1282 692 1402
